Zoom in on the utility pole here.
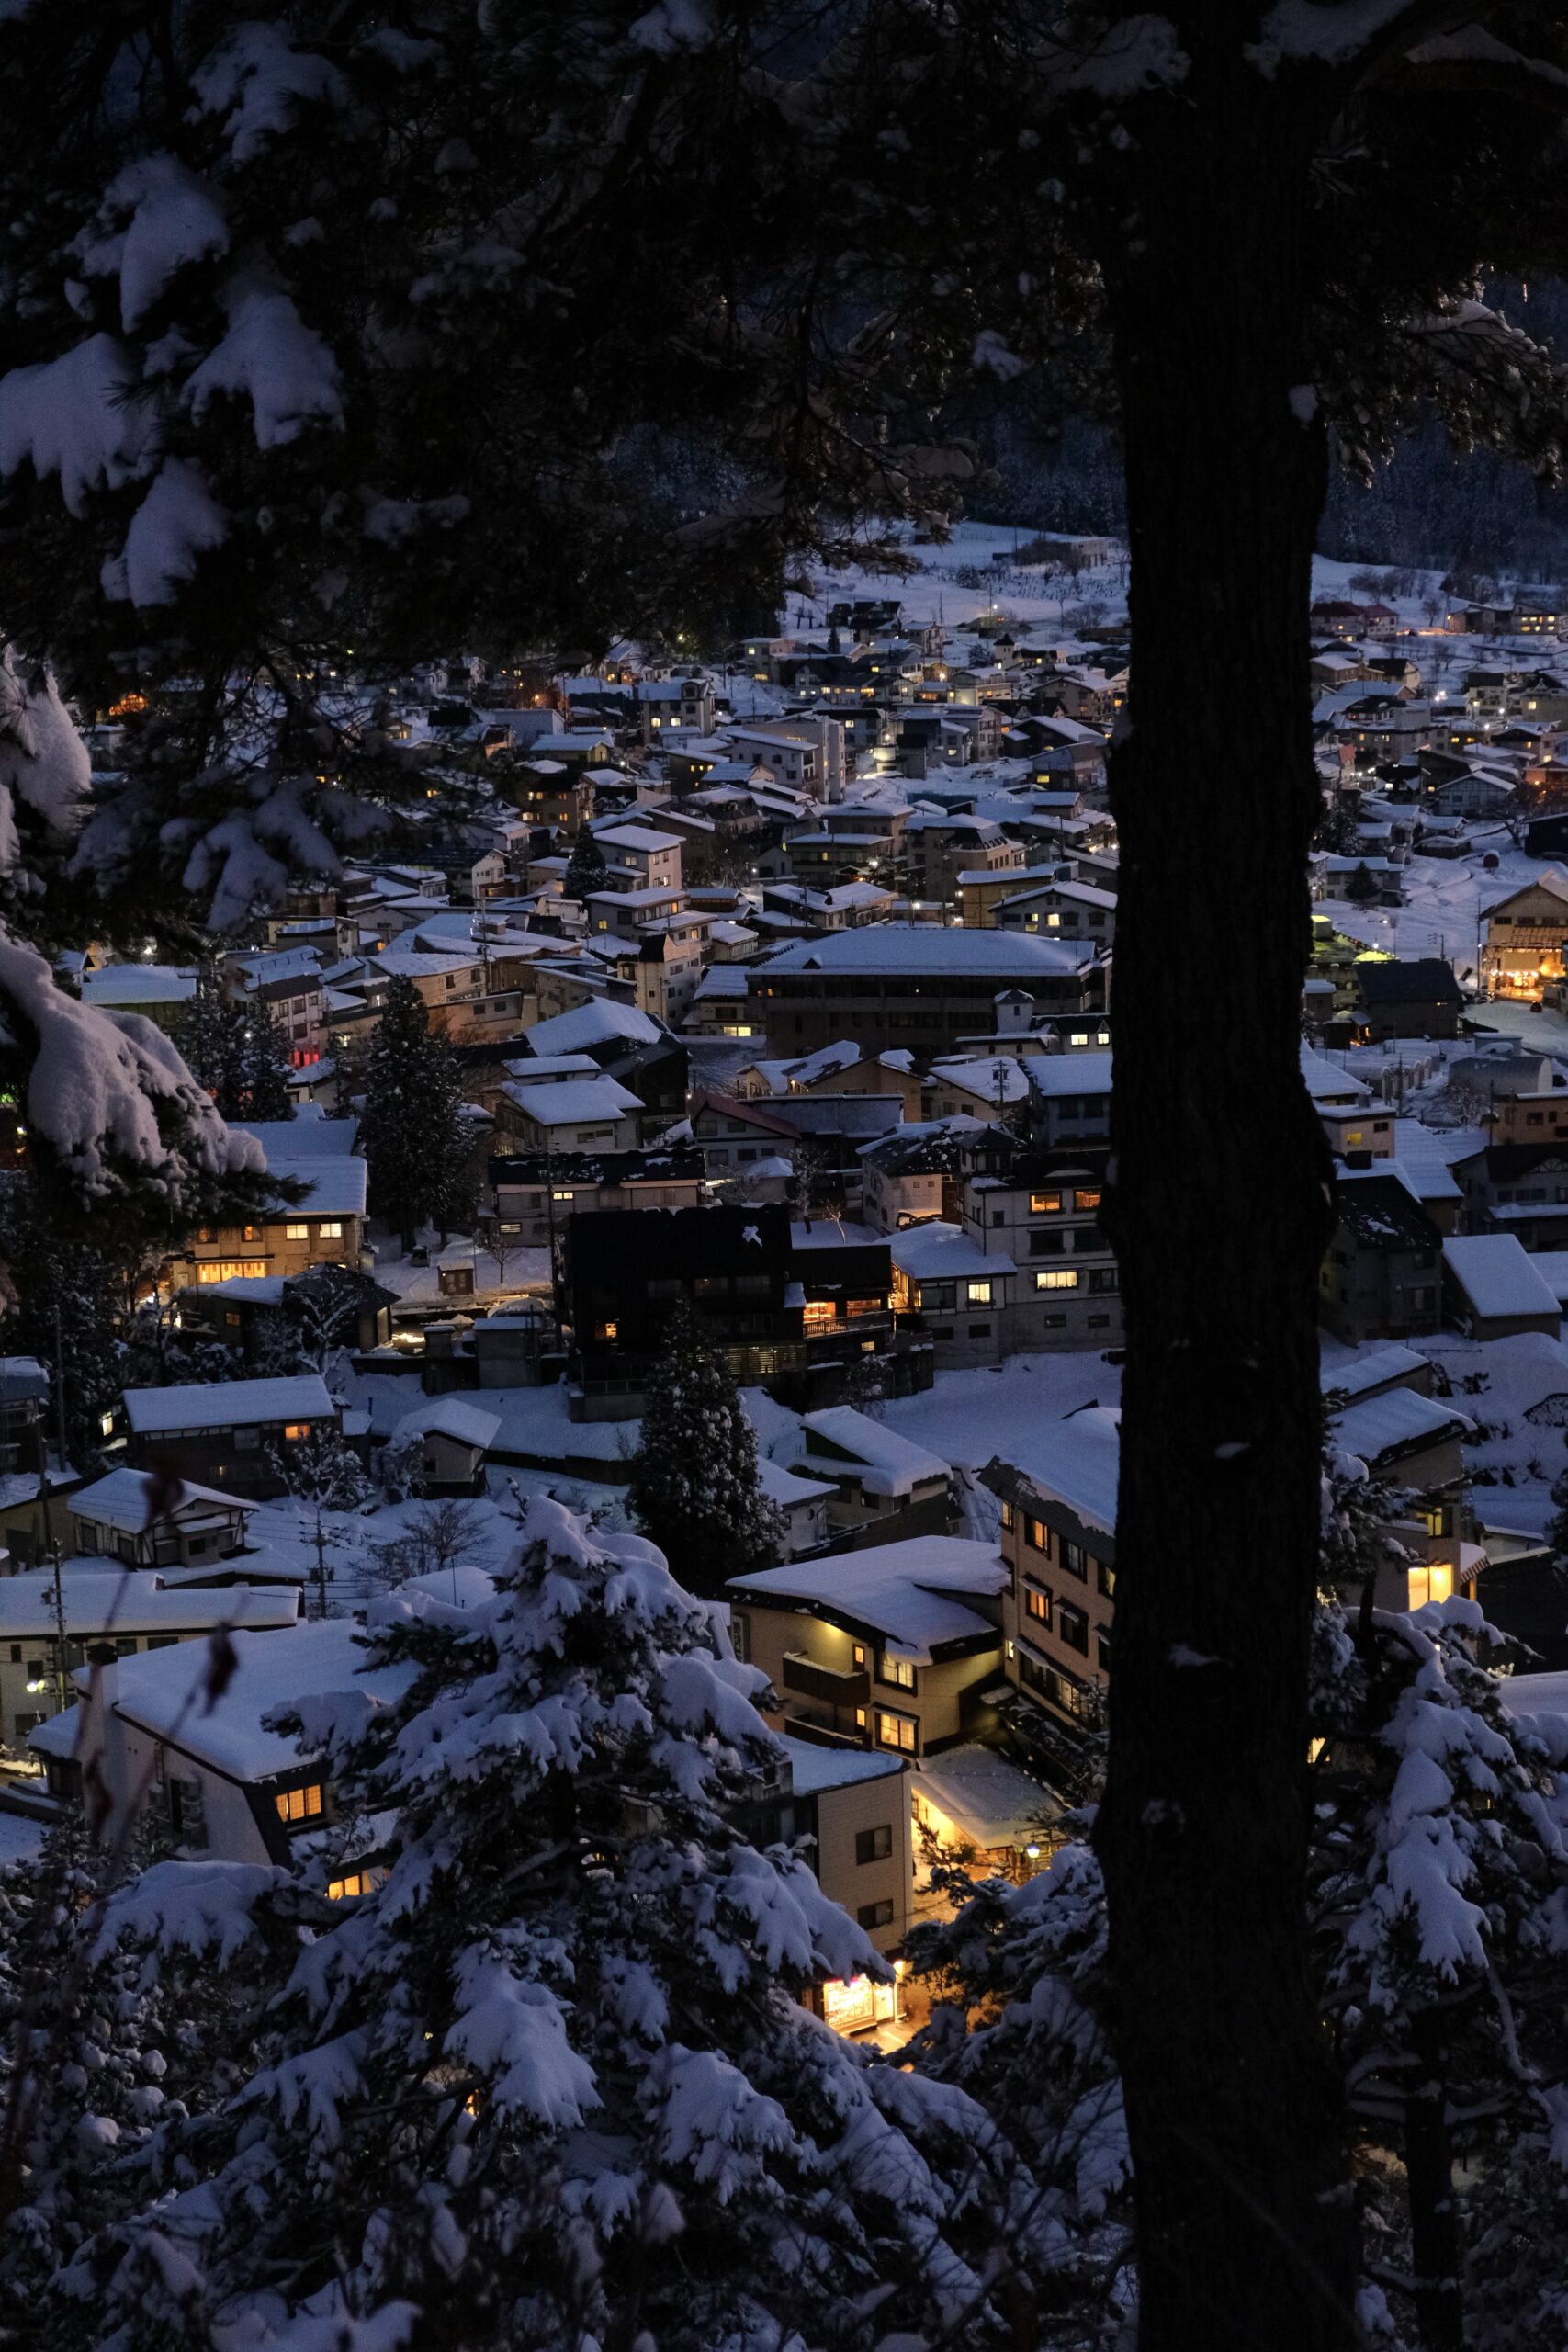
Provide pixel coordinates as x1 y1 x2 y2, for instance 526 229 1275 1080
49 1538 67 1722
313 1504 328 1620
48 1303 68 1557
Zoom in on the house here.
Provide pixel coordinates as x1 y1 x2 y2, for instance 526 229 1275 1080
958 1145 1122 1351
924 1056 1033 1125
564 1204 805 1417
389 1397 502 1493
787 1222 922 1403
776 1740 914 2007
1451 1141 1568 1250
792 1407 953 1544
1022 1051 1114 1146
1331 1387 1481 1610
727 1533 1009 1758
1319 1177 1444 1343
0 1357 51 1476
1480 870 1568 999
167 1144 369 1291
1441 1234 1563 1340
590 821 684 893
725 718 847 800
757 1460 837 1556
489 1147 708 1249
69 1468 256 1571
121 1374 341 1500
78 963 197 1031
984 1407 1120 1746
33 1614 409 1860
748 928 1105 1059
1301 1050 1394 1159
859 1122 976 1233
2 1571 298 1750
1352 956 1464 1041
991 879 1118 945
495 1073 643 1154
890 1221 1018 1367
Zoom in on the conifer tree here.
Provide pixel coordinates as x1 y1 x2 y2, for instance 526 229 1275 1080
174 972 292 1124
561 828 607 904
81 1498 1016 2352
627 1298 782 1595
360 976 469 1254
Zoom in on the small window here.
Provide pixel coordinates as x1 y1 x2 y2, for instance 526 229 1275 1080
283 1422 311 1442
966 1280 993 1306
285 1222 310 1241
855 1825 893 1864
1036 1269 1078 1292
1057 1602 1089 1657
857 1899 896 1930
1026 1518 1049 1555
276 1783 324 1825
328 1871 371 1900
729 1611 750 1664
1029 1192 1062 1216
878 1653 917 1691
318 1221 344 1240
998 1499 1015 1532
876 1710 917 1754
1023 1583 1051 1627
1098 1559 1116 1599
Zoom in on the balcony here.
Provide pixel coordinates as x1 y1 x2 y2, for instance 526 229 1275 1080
782 1652 870 1705
782 1713 871 1751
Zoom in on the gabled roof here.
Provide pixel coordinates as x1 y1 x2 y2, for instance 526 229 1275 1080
1335 1177 1442 1254
70 1467 256 1533
123 1374 336 1438
1355 957 1462 1005
727 1534 1007 1662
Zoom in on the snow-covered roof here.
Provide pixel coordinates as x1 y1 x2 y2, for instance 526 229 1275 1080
728 1533 1007 1662
523 1001 663 1055
1026 1050 1114 1099
201 1275 288 1306
759 927 1096 978
1443 1234 1563 1323
81 1617 410 1782
1301 1046 1372 1106
914 1742 1059 1848
592 822 684 854
0 1572 296 1637
123 1374 337 1437
995 1405 1122 1539
501 1075 642 1128
1318 1342 1428 1401
890 1223 1018 1281
780 1735 908 1795
756 1456 837 1509
500 1054 601 1083
70 1467 258 1533
80 963 197 1006
1332 1388 1474 1470
392 1396 503 1453
265 1156 368 1217
929 1056 1032 1104
799 1406 949 1497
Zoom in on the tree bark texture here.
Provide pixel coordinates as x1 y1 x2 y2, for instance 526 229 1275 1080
1095 41 1357 2352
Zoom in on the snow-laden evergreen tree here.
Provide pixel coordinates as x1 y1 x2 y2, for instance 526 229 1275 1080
0 1193 123 1474
269 1424 369 1513
360 977 469 1254
80 1497 1017 2352
561 828 607 904
174 970 291 1121
626 1298 783 1597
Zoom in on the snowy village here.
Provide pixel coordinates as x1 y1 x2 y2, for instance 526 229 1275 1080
6 9 1568 2352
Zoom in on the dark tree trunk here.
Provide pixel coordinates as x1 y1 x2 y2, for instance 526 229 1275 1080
1405 2011 1463 2352
1094 43 1357 2352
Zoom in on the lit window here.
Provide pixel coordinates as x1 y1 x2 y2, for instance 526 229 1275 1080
876 1710 917 1754
967 1280 993 1306
999 1499 1015 1532
318 1221 344 1240
1072 1189 1102 1212
276 1783 324 1825
1029 1193 1062 1215
1408 1563 1455 1608
285 1223 309 1241
327 1871 370 1900
283 1422 311 1442
1026 1518 1048 1554
878 1653 916 1690
597 1320 618 1340
1023 1584 1050 1625
1036 1270 1078 1292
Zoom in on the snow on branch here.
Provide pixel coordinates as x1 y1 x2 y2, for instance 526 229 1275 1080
0 927 264 1201
0 648 91 859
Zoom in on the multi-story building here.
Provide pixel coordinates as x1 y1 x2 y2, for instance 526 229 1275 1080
1318 1173 1444 1343
727 1534 1008 1760
984 1407 1120 1742
749 929 1105 1059
958 1143 1122 1351
122 1374 342 1501
1480 871 1568 999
